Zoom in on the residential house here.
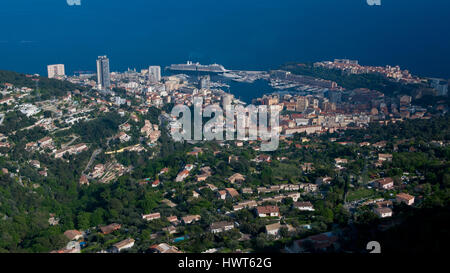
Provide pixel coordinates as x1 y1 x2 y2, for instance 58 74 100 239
100 223 121 234
64 230 83 241
225 188 239 199
187 190 198 199
182 215 201 225
149 243 182 253
163 226 177 234
112 238 135 253
378 153 393 162
396 193 415 205
374 177 394 190
175 170 190 182
373 207 393 218
256 206 280 217
315 177 332 185
293 201 315 211
228 173 245 184
266 222 295 236
233 200 258 211
210 221 235 234
142 213 161 221
217 190 226 200
167 216 179 225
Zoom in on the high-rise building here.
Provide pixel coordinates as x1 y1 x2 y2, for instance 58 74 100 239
148 66 161 83
327 90 342 104
96 56 111 90
47 64 65 78
222 94 233 108
296 97 309 112
198 75 210 89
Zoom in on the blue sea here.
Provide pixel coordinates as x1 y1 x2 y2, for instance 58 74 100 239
0 0 449 80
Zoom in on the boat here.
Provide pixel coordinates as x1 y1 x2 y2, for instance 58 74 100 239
167 61 228 74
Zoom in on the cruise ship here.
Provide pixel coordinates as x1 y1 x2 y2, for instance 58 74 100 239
166 61 228 73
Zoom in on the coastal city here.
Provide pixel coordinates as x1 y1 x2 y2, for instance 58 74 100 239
0 55 448 254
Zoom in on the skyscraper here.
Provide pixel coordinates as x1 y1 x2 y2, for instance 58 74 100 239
148 66 161 83
296 97 309 112
96 56 111 90
198 75 210 89
47 64 65 78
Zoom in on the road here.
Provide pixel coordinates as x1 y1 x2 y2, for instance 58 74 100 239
61 135 79 149
83 148 102 175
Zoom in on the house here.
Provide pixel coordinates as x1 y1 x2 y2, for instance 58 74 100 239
241 188 253 194
233 200 258 211
373 207 393 218
149 243 182 253
192 191 200 198
29 160 41 168
37 136 53 148
142 213 161 221
228 173 245 184
167 216 179 225
175 170 190 182
25 142 37 151
282 184 300 191
51 247 81 254
196 173 210 182
265 222 282 236
159 168 169 175
254 154 271 163
91 164 105 178
187 147 203 156
265 222 294 236
228 155 239 164
374 177 394 190
0 141 10 149
286 192 301 202
64 230 83 241
117 132 131 142
163 226 177 234
112 238 135 253
0 97 14 105
217 190 227 200
182 215 201 224
300 183 318 193
334 158 348 164
396 193 415 205
300 163 314 172
225 188 239 199
293 201 315 211
39 169 48 177
256 206 280 217
210 221 235 233
315 177 332 185
378 153 393 162
376 200 393 208
79 175 89 185
100 223 121 234
152 179 160 187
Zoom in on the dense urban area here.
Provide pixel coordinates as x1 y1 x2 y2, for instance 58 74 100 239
0 58 449 253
